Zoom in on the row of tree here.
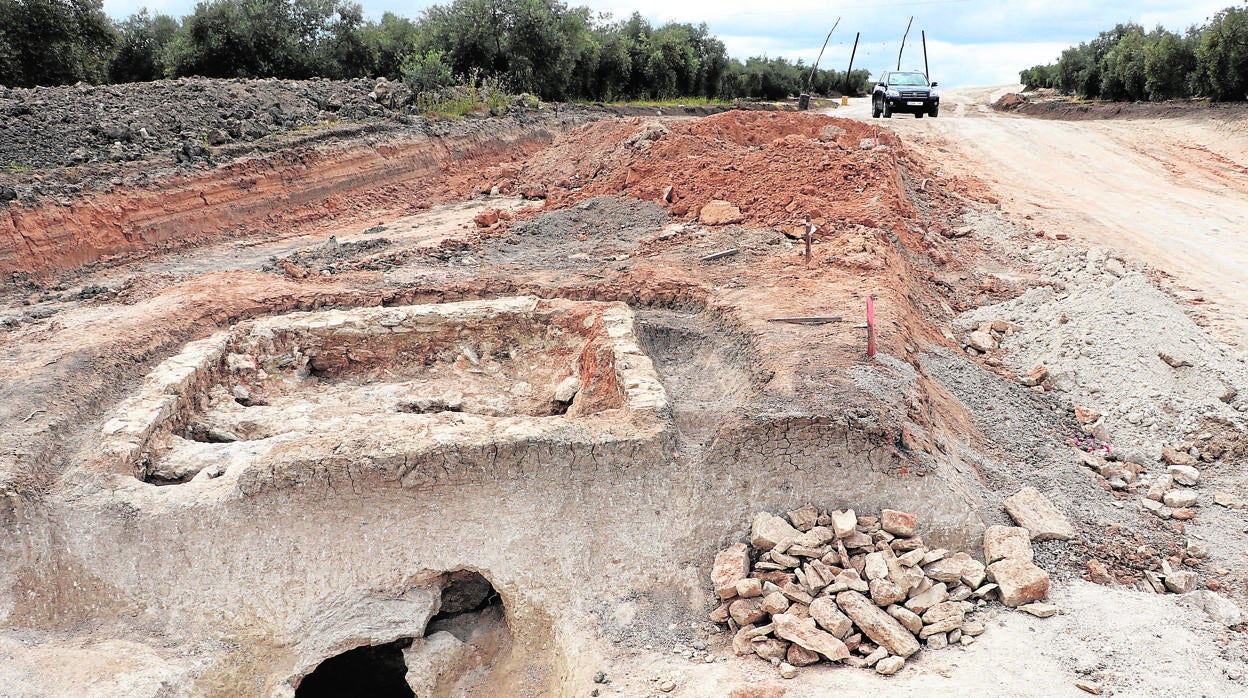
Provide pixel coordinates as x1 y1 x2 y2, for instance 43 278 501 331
0 0 872 101
1019 6 1248 102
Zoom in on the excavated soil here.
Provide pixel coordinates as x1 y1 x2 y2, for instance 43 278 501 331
1 81 1246 697
994 88 1248 122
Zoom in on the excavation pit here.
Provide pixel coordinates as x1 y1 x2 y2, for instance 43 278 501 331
90 296 667 487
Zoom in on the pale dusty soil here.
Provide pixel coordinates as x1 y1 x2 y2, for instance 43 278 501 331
839 86 1248 348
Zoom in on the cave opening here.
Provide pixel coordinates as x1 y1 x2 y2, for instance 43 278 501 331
293 638 415 698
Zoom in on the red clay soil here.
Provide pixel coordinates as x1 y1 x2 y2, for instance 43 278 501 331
0 117 573 280
491 112 913 233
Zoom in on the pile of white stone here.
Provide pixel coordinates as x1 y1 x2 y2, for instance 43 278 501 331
710 506 1053 677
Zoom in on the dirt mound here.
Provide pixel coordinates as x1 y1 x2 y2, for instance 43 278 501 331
989 88 1248 121
993 93 1027 111
498 111 908 232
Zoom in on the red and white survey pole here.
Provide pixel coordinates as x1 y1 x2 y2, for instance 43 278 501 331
866 296 877 358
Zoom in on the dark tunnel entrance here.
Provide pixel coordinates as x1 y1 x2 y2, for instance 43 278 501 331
293 638 415 698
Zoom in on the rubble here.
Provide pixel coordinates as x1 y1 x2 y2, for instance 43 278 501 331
711 507 1059 675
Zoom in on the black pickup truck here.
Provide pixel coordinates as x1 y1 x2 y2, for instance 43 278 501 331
872 71 939 118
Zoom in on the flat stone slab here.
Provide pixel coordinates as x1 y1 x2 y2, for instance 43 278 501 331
836 591 920 658
1004 487 1077 541
983 525 1034 564
987 558 1050 607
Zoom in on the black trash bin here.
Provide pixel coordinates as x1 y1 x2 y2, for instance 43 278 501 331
798 93 811 110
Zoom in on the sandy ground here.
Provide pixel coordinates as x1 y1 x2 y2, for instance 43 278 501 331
837 86 1248 348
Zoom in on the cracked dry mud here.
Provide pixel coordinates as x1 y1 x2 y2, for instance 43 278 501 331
1 83 1246 697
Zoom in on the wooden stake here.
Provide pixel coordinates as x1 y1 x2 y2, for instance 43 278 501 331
866 296 877 358
804 215 813 265
897 16 913 70
767 316 843 325
699 248 739 262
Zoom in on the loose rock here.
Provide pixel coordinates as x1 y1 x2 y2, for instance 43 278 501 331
836 591 920 658
880 509 917 537
875 655 905 675
1018 602 1058 618
983 525 1034 564
772 613 850 662
1167 465 1200 486
1003 487 1077 540
986 558 1050 607
713 543 752 598
1162 489 1197 508
751 513 800 551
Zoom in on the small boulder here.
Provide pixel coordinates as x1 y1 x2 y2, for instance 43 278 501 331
730 598 769 625
869 578 906 607
1167 464 1200 486
983 525 1034 564
1004 487 1077 540
967 330 997 352
830 509 858 538
1162 445 1198 466
772 613 850 662
986 558 1050 607
1020 365 1048 387
713 543 751 598
1074 405 1102 425
923 552 986 589
904 582 949 614
1162 489 1198 508
699 199 744 225
786 644 820 667
1180 589 1245 626
880 509 917 537
887 604 923 634
836 591 920 658
809 597 853 638
751 512 800 551
1163 570 1199 594
875 655 905 675
787 504 819 532
1018 602 1058 618
754 638 789 662
736 577 764 598
762 591 790 616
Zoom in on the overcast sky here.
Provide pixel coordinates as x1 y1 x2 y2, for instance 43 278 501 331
101 0 1234 87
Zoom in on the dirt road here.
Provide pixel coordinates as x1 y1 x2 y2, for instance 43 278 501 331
839 86 1248 347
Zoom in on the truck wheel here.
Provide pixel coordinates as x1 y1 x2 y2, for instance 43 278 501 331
929 106 939 118
872 100 881 118
882 102 892 118
915 112 924 119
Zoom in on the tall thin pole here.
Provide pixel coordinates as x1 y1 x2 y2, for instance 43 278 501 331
897 16 913 70
807 18 841 92
845 32 860 95
922 30 929 79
